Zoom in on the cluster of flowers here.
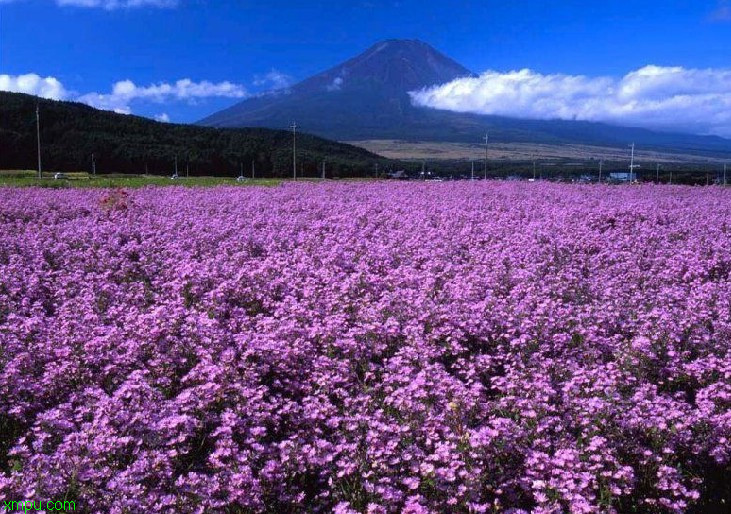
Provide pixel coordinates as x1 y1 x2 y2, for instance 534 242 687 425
0 182 729 513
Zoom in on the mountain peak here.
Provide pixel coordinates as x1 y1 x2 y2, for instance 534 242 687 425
366 39 431 51
301 39 472 94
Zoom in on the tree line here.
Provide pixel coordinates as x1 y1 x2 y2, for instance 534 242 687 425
0 92 387 178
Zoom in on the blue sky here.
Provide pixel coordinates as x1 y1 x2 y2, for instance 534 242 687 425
1 0 731 133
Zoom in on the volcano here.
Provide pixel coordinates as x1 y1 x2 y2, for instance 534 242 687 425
200 40 731 156
199 39 473 138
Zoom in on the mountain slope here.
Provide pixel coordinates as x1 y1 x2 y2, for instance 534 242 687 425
0 91 383 176
200 39 731 157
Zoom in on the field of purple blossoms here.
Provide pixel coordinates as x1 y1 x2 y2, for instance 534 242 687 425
0 182 730 513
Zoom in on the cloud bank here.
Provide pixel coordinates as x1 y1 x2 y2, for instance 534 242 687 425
0 74 248 118
77 78 248 113
410 65 731 137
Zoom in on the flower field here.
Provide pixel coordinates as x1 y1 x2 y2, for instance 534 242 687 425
0 182 729 513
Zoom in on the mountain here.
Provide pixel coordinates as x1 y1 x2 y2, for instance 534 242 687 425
199 39 474 137
0 91 384 177
200 39 731 157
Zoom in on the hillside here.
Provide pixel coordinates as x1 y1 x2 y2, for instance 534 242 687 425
0 92 384 177
200 39 731 158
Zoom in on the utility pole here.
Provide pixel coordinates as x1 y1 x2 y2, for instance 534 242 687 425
421 160 426 180
92 153 96 177
471 160 475 181
724 163 727 186
174 156 178 177
656 163 660 183
186 161 189 178
251 161 255 180
629 143 639 183
375 162 379 178
291 121 297 180
321 161 326 180
36 104 42 179
533 157 537 180
483 133 489 180
599 160 603 182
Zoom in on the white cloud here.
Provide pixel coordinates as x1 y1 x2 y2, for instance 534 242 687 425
0 0 178 7
1 73 248 117
253 69 292 90
0 73 68 99
410 65 731 137
326 76 344 92
76 78 248 113
154 112 170 122
56 0 178 9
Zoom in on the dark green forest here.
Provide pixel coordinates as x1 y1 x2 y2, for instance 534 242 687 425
0 92 387 177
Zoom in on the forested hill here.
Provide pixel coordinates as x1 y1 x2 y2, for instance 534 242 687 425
0 92 384 177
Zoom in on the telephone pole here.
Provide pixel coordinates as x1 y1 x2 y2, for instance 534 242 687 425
321 161 326 180
471 160 474 181
251 161 255 180
629 143 639 183
36 104 42 179
291 121 298 180
533 157 537 180
599 160 603 182
724 163 727 186
656 163 660 183
92 153 96 176
483 133 489 180
174 156 178 177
